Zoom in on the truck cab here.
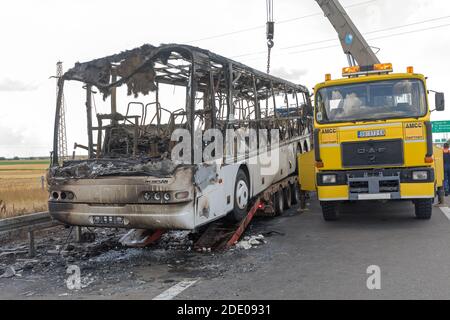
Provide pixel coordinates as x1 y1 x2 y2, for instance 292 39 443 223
313 63 445 220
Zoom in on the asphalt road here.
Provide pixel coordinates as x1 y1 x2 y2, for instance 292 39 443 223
2 198 450 300
183 199 450 300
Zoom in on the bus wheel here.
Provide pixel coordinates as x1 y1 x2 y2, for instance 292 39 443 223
273 188 284 216
229 169 250 222
283 186 292 210
291 183 301 205
321 201 338 221
414 199 433 220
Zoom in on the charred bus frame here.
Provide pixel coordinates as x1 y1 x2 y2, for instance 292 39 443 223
48 44 313 230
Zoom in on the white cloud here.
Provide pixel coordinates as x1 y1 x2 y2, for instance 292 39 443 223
0 78 39 92
271 67 308 82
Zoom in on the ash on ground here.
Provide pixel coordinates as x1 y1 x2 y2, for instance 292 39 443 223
0 224 271 298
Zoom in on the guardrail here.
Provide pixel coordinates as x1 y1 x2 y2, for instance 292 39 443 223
0 212 60 257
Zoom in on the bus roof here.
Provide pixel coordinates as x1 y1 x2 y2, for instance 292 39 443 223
63 43 309 99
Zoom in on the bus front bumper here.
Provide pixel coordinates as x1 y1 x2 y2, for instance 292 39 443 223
49 201 196 230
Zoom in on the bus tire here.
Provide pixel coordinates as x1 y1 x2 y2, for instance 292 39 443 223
414 199 432 220
273 188 284 216
321 201 338 221
291 183 301 205
229 169 250 222
283 186 292 210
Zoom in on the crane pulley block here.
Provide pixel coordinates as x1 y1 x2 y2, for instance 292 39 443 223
266 21 275 49
266 21 275 40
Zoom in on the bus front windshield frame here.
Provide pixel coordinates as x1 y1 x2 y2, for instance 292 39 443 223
315 79 428 124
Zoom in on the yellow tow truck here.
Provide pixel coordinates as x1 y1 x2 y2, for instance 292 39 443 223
313 64 445 220
299 0 446 220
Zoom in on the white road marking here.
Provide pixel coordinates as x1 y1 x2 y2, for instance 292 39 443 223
439 207 450 221
153 279 199 300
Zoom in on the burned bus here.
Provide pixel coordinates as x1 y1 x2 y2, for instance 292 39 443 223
48 44 312 230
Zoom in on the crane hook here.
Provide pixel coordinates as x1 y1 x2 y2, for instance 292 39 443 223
266 0 274 74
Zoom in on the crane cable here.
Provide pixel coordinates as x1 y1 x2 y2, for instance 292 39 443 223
266 0 274 74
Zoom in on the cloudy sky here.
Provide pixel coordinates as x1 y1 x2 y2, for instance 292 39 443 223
0 0 449 157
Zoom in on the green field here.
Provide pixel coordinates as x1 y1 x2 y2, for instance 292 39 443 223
0 160 50 166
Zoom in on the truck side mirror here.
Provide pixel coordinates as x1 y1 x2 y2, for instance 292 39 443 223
435 92 445 111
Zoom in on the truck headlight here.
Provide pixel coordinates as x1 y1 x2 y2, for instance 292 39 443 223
322 174 337 184
412 171 428 181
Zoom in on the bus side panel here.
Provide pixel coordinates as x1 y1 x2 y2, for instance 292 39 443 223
194 164 238 228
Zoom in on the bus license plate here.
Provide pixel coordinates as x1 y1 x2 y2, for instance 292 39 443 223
91 216 125 225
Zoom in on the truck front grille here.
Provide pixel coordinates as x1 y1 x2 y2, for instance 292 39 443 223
349 181 369 194
342 139 404 168
347 171 401 197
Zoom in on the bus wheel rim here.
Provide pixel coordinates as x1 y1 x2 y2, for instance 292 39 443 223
236 180 249 210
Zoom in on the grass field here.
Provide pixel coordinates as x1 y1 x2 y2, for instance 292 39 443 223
0 160 50 166
0 160 49 219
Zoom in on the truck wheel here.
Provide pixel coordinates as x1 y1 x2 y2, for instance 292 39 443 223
229 169 250 222
321 201 338 221
414 199 433 220
291 183 301 205
283 186 292 210
273 188 284 216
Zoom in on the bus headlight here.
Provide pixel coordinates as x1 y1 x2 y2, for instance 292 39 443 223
143 192 153 201
412 171 428 181
322 174 337 184
66 192 75 200
142 191 188 202
51 191 75 201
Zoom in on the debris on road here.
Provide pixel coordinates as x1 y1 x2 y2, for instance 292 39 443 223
235 235 266 250
0 266 16 278
0 214 275 298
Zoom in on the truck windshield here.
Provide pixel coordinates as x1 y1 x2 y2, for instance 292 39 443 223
315 79 427 124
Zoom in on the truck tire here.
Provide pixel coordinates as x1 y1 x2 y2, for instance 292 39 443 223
228 169 250 222
321 201 338 221
283 186 292 210
273 188 284 216
414 199 433 220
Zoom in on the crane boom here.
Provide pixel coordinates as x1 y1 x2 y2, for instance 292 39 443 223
316 0 380 66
